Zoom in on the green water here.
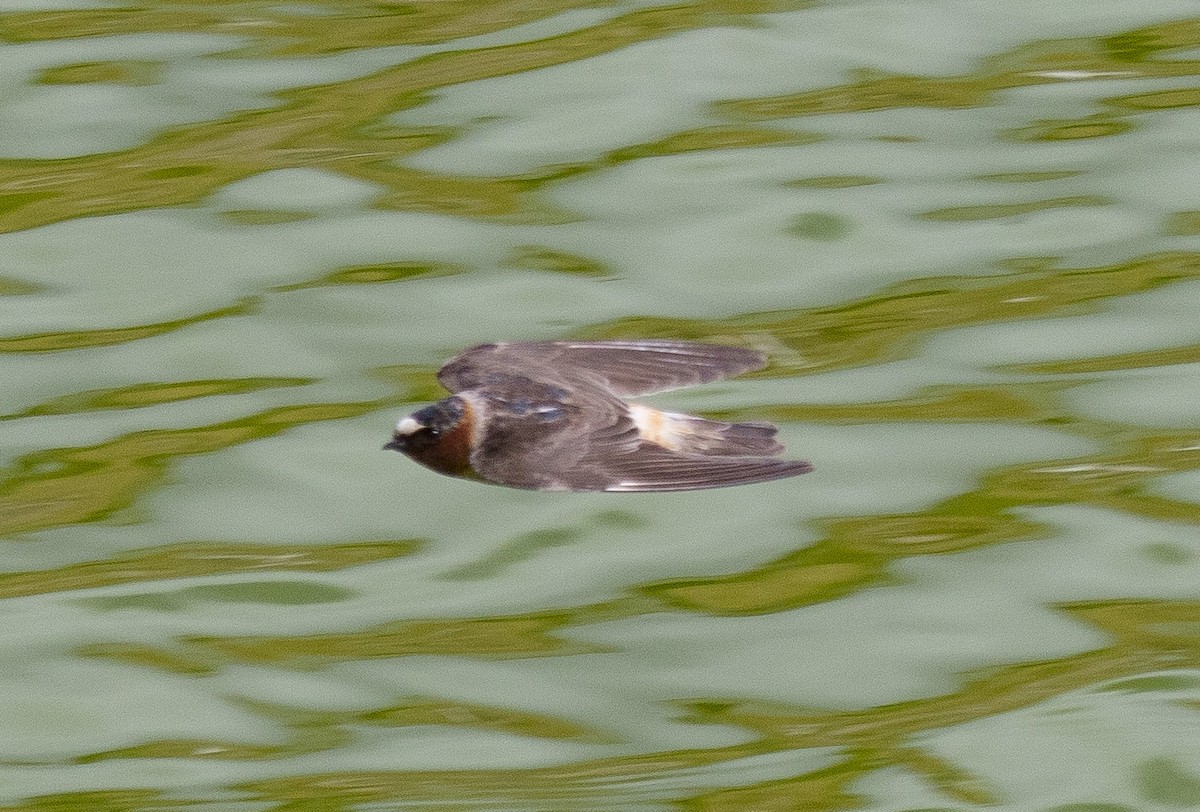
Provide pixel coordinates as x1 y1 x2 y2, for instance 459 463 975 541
1 0 1200 809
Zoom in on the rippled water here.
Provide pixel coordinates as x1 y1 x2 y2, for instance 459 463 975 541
2 0 1200 809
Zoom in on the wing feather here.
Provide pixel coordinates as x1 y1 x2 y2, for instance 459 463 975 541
592 444 812 492
438 340 766 396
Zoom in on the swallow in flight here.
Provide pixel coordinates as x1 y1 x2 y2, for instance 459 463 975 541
384 340 812 492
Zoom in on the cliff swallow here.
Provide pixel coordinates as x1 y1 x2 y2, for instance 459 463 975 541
384 340 812 492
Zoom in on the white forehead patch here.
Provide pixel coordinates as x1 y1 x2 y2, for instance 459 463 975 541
395 416 422 435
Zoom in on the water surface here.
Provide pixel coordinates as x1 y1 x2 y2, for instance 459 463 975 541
2 0 1200 809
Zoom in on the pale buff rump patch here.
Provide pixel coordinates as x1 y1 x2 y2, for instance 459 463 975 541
628 404 690 451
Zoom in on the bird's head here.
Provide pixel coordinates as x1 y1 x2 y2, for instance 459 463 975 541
384 396 475 476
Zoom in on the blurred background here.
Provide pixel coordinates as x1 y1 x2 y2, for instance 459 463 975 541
1 0 1199 809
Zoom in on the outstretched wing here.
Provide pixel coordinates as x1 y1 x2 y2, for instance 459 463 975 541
595 446 813 492
438 340 766 397
547 422 816 491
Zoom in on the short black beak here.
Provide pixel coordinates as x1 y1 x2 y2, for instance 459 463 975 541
383 438 404 452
